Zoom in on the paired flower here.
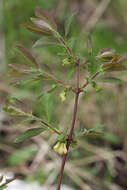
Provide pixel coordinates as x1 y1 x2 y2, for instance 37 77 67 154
53 142 67 155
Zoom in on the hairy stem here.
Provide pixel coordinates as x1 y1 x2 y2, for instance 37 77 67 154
56 59 80 190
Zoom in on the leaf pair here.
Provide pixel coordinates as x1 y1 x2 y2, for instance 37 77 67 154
3 105 28 117
96 48 127 71
74 128 104 138
23 6 57 36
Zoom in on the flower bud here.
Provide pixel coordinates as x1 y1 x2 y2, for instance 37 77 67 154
53 142 61 152
53 142 67 155
59 91 66 102
63 143 68 154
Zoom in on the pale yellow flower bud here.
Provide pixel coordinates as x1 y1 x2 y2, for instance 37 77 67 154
59 91 66 102
53 142 68 155
63 143 67 154
53 142 61 152
58 143 65 155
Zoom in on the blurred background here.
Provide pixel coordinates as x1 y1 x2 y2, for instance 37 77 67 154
0 0 127 190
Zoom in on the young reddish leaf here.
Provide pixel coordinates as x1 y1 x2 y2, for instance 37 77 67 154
96 48 116 62
16 44 39 68
14 128 45 143
9 64 31 73
22 24 51 35
31 18 52 33
96 49 127 71
8 65 28 78
102 62 127 71
35 6 57 30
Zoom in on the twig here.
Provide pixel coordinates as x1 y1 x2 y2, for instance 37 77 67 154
44 73 76 92
80 71 100 91
33 115 61 135
59 37 74 57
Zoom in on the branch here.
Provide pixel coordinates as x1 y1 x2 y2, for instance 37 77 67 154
56 59 80 190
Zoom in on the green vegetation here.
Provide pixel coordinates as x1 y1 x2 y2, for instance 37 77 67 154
1 1 127 190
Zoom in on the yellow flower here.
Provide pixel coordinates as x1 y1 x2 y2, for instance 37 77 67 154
53 142 67 155
59 91 66 102
53 142 61 152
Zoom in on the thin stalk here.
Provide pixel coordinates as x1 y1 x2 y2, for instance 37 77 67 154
33 115 61 135
80 71 100 91
44 73 76 92
54 31 74 58
59 37 74 57
56 59 80 190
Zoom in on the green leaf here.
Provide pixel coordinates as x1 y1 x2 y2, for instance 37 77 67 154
42 93 53 122
3 105 27 116
70 140 77 148
103 132 120 144
0 185 7 190
101 77 125 84
86 35 102 76
57 133 66 142
8 147 37 165
76 128 104 138
87 52 97 75
32 38 60 48
65 12 76 37
84 131 104 137
91 81 102 92
14 128 45 143
66 65 75 81
86 36 93 53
